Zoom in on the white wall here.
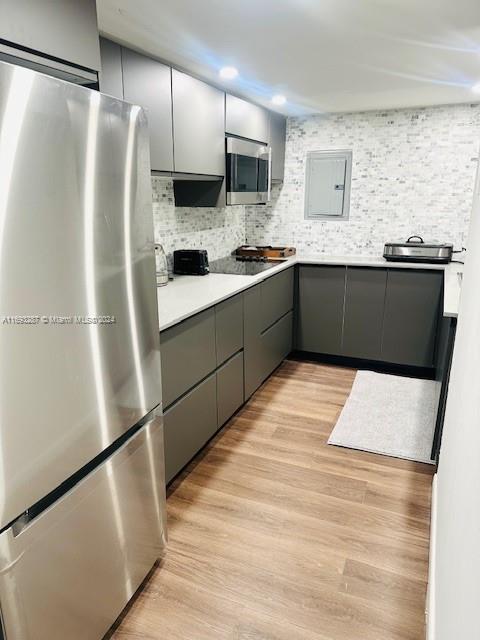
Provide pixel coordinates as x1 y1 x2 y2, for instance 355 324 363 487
246 104 480 255
430 156 480 637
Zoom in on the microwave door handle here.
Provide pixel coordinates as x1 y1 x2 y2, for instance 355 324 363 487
234 153 238 192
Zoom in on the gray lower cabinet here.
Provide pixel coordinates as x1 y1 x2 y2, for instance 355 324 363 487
172 70 225 176
0 0 100 76
215 294 243 365
382 270 443 367
99 37 123 99
217 352 244 427
297 265 346 354
296 264 443 367
163 373 217 483
160 308 216 408
261 268 294 331
225 94 270 144
244 271 294 399
122 48 174 172
343 268 387 360
262 311 293 380
244 284 264 400
269 111 287 182
161 272 294 482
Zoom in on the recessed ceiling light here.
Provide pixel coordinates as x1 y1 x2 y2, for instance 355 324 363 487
472 82 480 94
219 66 238 80
272 94 286 106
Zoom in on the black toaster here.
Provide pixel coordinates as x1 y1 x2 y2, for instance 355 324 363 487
173 249 209 275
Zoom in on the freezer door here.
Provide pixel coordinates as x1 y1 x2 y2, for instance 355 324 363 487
0 61 162 529
0 417 167 640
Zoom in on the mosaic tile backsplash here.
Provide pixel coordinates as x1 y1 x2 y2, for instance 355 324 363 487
246 103 480 255
152 103 480 262
151 178 246 267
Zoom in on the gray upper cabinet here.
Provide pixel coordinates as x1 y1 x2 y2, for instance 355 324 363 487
297 265 346 355
382 270 443 367
343 268 387 360
269 111 287 182
122 48 174 172
99 38 123 99
226 94 269 143
0 0 100 76
172 70 225 176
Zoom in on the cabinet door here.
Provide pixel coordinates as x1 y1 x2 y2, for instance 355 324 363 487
297 266 346 354
163 373 217 483
244 284 264 400
172 70 225 176
160 308 216 408
381 270 443 367
261 267 294 331
99 38 123 99
0 0 100 72
225 94 269 143
343 268 387 360
122 48 174 172
217 352 244 427
215 294 243 366
269 111 287 181
262 311 293 379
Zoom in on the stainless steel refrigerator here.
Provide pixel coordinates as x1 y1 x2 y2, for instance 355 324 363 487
0 60 167 639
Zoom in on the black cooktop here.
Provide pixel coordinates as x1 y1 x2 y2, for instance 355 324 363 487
209 256 283 276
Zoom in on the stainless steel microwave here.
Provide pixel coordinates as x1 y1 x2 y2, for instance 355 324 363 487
226 137 271 205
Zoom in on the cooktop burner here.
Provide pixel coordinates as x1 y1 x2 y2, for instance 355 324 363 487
209 256 284 276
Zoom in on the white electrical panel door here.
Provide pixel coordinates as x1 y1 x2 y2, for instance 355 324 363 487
305 151 352 219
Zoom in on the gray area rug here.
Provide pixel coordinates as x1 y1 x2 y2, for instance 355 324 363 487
328 371 437 464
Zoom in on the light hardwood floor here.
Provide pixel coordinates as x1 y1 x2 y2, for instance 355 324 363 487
110 360 434 640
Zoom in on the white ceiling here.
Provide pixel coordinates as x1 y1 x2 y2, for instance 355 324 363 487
97 0 480 115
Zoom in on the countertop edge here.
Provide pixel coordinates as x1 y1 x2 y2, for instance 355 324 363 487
158 255 462 332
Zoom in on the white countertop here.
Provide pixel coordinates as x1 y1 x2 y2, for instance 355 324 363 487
157 254 463 331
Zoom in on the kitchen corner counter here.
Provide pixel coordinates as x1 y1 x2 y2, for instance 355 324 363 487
443 262 463 318
156 258 295 332
157 254 462 332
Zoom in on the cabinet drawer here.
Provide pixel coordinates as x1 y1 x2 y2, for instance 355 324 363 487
262 310 293 379
261 267 294 331
160 308 216 407
215 294 244 365
163 373 217 483
217 352 244 427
